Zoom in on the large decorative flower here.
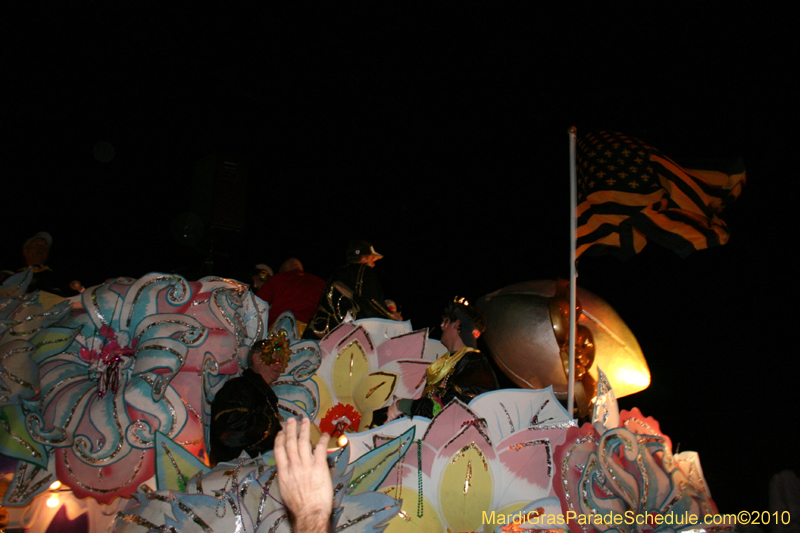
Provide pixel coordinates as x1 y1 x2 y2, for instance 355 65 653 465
554 370 724 533
346 387 574 532
24 273 266 503
312 318 443 434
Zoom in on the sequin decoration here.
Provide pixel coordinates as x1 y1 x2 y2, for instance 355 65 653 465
508 438 553 477
22 273 266 504
450 442 489 472
114 441 400 533
554 415 725 532
312 319 441 436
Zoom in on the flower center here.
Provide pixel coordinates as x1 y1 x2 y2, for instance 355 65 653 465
80 326 137 398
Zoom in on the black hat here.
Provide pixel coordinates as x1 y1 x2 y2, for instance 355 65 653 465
443 297 486 349
346 240 384 262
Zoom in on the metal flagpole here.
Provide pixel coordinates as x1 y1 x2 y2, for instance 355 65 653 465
567 126 578 418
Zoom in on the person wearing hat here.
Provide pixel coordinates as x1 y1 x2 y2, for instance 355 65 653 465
209 331 291 465
0 232 67 295
23 232 52 267
250 263 274 292
304 240 401 339
382 298 498 421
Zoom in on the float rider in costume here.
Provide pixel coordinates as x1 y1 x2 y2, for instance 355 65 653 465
257 257 326 336
387 298 498 420
0 232 69 295
304 240 401 339
209 331 292 465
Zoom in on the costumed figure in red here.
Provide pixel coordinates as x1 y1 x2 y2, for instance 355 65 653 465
256 258 326 335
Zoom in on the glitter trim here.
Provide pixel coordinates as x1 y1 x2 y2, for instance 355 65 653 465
334 505 395 532
28 381 95 445
114 512 163 531
161 442 189 490
0 368 37 393
450 442 488 472
126 276 191 329
347 435 408 491
62 448 146 494
499 402 515 433
364 372 397 402
508 438 552 477
560 434 598 532
267 514 289 533
389 329 429 359
73 386 126 463
0 418 43 460
530 398 555 427
5 461 54 504
0 344 34 362
442 418 492 449
598 432 635 504
145 492 214 532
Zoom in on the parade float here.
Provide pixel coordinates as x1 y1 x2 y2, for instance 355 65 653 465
0 128 747 532
0 267 730 533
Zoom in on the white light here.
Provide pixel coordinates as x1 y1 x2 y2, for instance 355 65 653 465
46 495 60 508
337 435 348 448
49 480 61 490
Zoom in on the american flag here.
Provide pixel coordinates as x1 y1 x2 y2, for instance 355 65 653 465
576 131 745 259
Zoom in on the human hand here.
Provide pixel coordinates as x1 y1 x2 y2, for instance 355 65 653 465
274 417 333 533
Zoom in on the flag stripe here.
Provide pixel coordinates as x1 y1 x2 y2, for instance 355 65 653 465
577 214 630 238
577 189 665 218
683 167 746 208
575 131 744 260
577 223 645 259
658 209 727 246
578 190 664 222
631 207 727 257
626 212 698 258
652 155 724 219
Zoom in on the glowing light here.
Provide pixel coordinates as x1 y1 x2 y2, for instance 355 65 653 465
46 496 60 508
614 366 651 389
337 435 349 448
49 480 61 490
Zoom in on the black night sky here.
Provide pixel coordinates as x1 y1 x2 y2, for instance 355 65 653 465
3 4 796 512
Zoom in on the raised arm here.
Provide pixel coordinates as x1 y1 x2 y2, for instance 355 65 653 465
274 417 333 533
